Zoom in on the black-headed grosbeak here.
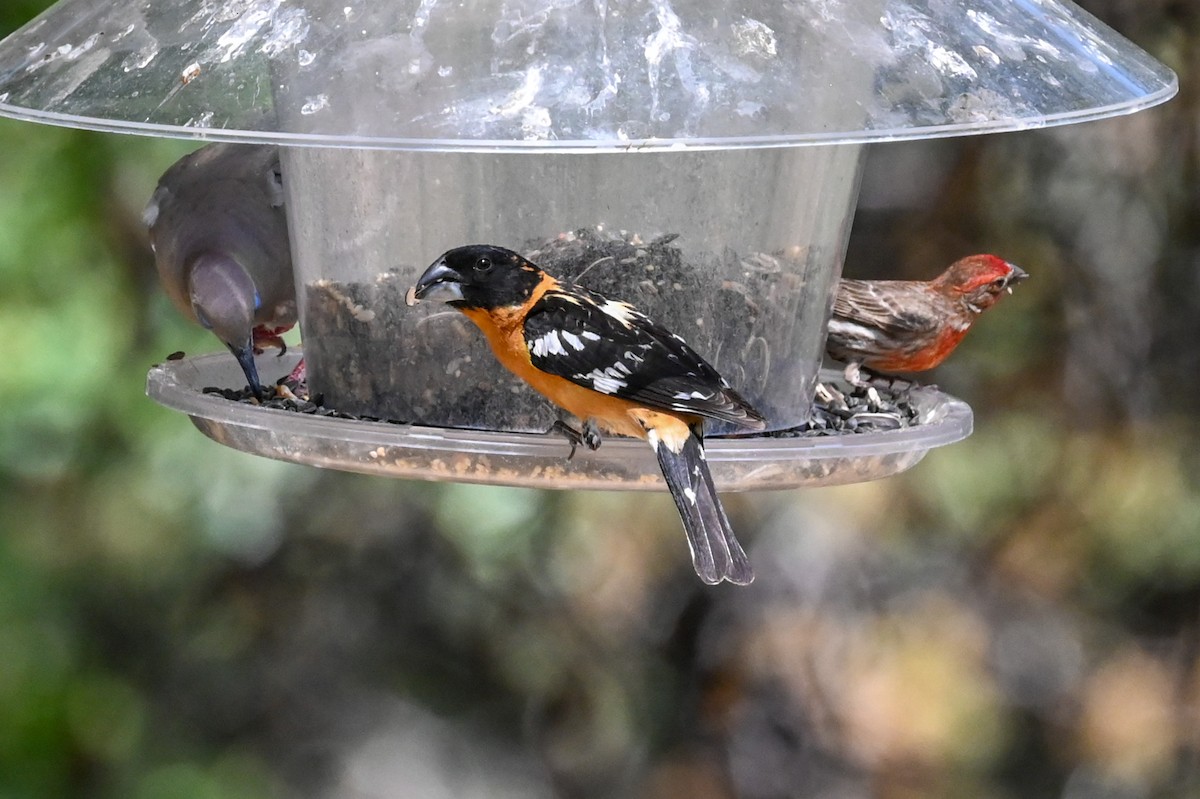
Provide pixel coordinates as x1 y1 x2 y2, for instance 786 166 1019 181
411 245 766 586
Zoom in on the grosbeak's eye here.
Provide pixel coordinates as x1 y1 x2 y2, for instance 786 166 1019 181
475 257 493 273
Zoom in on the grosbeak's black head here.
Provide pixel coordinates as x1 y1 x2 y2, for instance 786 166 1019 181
412 245 544 309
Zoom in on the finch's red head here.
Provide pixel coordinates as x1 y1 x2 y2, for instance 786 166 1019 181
935 254 1027 315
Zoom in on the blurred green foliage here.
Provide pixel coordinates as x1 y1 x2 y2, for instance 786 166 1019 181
2 2 1200 798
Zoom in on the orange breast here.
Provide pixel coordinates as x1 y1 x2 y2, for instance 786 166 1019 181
460 305 654 440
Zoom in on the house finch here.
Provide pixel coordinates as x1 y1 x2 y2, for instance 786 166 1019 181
826 254 1027 385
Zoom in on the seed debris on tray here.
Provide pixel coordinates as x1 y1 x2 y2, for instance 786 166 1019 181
200 377 923 439
772 380 920 436
201 386 404 424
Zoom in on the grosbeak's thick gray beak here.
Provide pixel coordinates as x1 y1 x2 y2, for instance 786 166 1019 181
409 259 466 305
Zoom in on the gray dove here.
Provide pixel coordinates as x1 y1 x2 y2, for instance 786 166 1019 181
144 143 296 399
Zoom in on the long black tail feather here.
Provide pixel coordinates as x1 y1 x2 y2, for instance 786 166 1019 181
653 427 754 586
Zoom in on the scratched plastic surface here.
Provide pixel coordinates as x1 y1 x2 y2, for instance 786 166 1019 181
0 0 1176 150
146 351 973 491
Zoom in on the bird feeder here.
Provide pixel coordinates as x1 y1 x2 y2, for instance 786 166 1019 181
0 0 1174 489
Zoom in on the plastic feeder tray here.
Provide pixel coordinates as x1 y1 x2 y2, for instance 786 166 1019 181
147 350 974 491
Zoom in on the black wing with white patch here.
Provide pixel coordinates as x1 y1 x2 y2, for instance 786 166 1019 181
523 285 765 428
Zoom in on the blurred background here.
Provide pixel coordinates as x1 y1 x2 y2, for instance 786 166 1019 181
2 1 1199 797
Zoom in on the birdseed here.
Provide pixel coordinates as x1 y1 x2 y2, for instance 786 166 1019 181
201 378 920 438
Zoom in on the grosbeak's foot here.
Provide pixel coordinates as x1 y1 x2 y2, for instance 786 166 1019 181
549 420 602 461
549 420 582 460
252 324 293 356
581 419 603 451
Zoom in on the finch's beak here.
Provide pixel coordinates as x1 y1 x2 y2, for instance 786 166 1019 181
1004 264 1029 293
228 339 266 400
410 259 466 304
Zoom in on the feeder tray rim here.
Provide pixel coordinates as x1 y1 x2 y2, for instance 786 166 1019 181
146 350 973 491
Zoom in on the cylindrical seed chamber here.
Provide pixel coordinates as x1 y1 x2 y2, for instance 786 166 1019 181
285 145 864 432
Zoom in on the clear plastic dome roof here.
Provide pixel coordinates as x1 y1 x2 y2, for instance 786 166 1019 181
0 0 1177 151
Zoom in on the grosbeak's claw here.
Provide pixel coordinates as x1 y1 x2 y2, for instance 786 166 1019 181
581 419 603 451
549 420 584 461
550 419 603 461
